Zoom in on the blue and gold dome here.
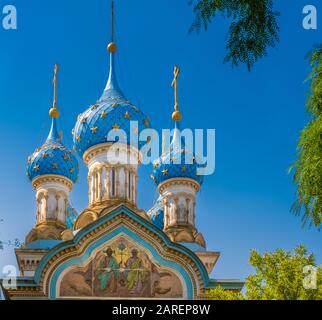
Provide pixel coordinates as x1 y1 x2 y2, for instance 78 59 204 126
151 122 204 187
27 117 79 184
73 48 150 158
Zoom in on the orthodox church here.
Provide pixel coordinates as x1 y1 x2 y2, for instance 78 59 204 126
3 3 243 300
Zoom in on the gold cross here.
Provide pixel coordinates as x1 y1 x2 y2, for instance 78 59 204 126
171 65 180 112
53 64 58 108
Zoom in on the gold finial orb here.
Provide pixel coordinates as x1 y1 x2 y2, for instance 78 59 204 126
107 42 117 53
172 110 182 122
49 107 60 119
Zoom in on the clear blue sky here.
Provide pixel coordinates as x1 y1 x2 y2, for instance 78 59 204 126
0 0 321 281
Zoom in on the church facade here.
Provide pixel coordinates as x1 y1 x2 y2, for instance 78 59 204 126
2 5 243 300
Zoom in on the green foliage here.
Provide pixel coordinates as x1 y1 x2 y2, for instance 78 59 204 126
291 45 322 228
246 245 322 300
206 286 244 300
190 0 280 70
207 246 322 300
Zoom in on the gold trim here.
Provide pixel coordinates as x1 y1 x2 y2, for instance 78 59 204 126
158 178 200 193
82 142 142 166
32 175 73 191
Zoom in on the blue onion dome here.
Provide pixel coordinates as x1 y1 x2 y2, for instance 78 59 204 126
151 123 204 187
151 114 204 187
147 196 164 229
66 205 78 230
27 116 79 184
73 47 150 158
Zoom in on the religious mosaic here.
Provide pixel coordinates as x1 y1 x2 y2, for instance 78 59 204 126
59 236 184 298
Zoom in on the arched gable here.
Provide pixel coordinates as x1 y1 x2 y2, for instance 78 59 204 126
34 205 209 299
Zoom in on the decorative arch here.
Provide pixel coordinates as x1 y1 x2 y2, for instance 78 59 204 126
34 205 209 300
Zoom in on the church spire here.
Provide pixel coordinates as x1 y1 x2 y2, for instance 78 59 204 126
47 64 61 142
101 0 124 101
171 65 182 123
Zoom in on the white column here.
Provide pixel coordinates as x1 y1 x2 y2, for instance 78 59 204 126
105 167 110 199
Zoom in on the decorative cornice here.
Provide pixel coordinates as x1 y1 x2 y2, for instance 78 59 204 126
83 142 142 166
32 174 73 191
158 178 200 193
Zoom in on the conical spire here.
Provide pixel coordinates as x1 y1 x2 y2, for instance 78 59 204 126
47 117 60 142
100 0 125 101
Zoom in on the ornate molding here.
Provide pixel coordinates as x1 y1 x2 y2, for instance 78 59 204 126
32 175 73 191
158 178 200 193
83 142 142 166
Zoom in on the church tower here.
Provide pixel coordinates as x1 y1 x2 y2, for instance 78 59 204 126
25 64 79 244
149 66 206 248
72 0 150 217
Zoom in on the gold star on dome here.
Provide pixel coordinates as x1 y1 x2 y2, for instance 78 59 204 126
181 165 187 172
76 135 81 142
153 162 159 169
63 153 69 161
112 124 120 130
33 165 40 172
124 111 130 119
162 169 168 175
100 111 108 119
70 167 75 174
41 153 47 159
52 163 58 169
35 147 41 153
91 127 98 134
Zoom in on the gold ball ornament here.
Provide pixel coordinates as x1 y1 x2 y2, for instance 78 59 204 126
172 111 182 122
107 42 117 53
49 107 60 119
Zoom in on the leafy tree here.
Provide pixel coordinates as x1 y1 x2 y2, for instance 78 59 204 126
206 286 244 300
207 246 322 300
290 46 322 229
246 245 321 300
190 0 280 70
